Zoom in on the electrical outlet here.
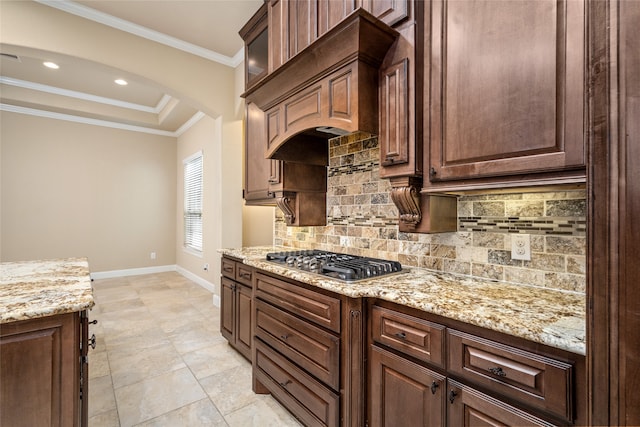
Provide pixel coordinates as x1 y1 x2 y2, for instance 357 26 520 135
340 236 348 246
511 234 531 261
150 252 156 260
203 263 209 271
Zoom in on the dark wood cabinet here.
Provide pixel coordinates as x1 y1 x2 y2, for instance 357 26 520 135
424 0 587 191
1 311 87 427
447 380 555 427
367 299 586 427
253 271 365 427
369 340 446 427
244 102 281 205
220 257 253 360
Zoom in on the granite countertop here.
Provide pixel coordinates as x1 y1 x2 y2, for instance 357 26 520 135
221 246 586 355
1 257 95 324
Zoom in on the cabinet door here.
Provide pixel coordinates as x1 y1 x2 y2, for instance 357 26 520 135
244 102 280 205
1 313 80 427
369 345 445 427
235 283 253 360
427 0 586 186
220 277 235 342
447 379 556 427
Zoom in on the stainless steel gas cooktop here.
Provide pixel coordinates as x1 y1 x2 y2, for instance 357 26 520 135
265 250 403 282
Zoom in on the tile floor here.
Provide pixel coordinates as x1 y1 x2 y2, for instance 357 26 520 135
88 272 302 427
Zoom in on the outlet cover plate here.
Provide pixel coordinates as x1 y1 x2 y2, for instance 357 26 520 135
511 234 531 261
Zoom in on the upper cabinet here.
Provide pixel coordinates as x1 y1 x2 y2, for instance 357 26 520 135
424 0 587 191
240 3 269 90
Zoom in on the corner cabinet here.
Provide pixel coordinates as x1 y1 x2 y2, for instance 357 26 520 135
220 257 253 360
424 0 587 191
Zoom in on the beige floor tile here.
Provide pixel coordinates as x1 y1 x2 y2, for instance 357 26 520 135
89 375 117 418
89 350 111 379
133 398 228 427
224 397 303 427
168 325 226 354
109 342 186 389
182 342 248 379
115 367 206 427
199 365 258 415
89 409 121 427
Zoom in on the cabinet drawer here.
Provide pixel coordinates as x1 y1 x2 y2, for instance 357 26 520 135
255 340 340 427
256 300 340 390
447 379 556 427
371 305 445 368
221 257 236 279
448 329 573 421
235 264 253 286
255 272 341 333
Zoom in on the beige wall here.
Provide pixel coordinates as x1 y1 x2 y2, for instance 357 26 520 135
176 116 243 293
1 1 247 287
0 112 177 271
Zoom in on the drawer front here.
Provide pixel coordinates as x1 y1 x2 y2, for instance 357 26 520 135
221 257 236 279
447 379 556 427
255 340 340 427
235 264 253 286
255 272 341 333
371 305 445 368
256 300 340 390
448 329 573 421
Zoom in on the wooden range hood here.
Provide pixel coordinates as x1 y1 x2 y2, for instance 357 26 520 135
242 8 398 164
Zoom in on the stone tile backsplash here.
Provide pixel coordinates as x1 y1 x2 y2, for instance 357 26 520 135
274 134 586 293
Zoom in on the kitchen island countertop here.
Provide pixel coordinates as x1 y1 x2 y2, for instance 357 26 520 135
1 257 94 324
221 246 586 355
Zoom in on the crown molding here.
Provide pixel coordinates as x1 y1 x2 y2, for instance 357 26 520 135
1 103 205 138
36 0 239 68
0 76 172 113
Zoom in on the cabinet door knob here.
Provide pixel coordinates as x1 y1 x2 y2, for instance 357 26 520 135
88 334 96 350
430 381 439 395
279 379 291 388
89 319 98 325
488 366 507 377
394 332 406 339
449 389 458 404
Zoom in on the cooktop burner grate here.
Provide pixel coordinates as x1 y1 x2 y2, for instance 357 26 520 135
265 250 403 282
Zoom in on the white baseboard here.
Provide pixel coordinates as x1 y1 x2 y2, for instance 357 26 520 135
175 265 217 294
91 265 176 280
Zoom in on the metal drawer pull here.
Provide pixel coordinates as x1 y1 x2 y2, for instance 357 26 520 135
449 389 458 403
239 272 251 279
430 381 439 395
280 334 289 341
488 366 507 377
279 379 291 388
394 332 406 339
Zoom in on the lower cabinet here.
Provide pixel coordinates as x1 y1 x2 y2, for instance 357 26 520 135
0 311 88 427
252 271 365 427
369 345 446 427
447 380 554 427
367 300 585 427
220 257 253 360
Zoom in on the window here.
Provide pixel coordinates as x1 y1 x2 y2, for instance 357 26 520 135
184 151 203 252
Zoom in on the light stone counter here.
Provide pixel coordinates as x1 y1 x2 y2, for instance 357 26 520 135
221 246 586 355
1 257 95 324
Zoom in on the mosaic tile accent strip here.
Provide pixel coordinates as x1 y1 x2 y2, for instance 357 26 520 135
274 134 587 294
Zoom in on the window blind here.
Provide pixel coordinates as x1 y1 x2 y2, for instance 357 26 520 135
184 152 203 252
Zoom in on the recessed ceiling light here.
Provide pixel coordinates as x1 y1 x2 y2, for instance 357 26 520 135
114 79 128 86
43 61 59 69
